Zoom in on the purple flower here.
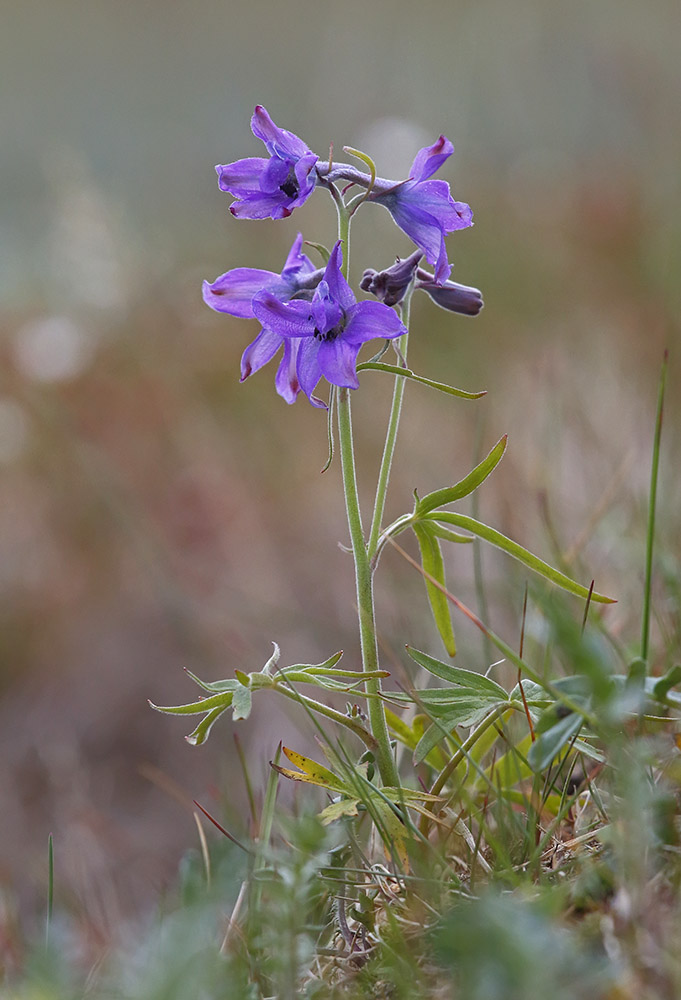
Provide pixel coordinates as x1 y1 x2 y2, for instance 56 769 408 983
215 106 319 220
202 234 324 404
252 242 407 404
369 136 473 284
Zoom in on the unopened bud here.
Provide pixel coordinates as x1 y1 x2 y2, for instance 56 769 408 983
415 268 483 316
360 250 423 306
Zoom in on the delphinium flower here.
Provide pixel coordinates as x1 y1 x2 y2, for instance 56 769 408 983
320 135 472 284
251 242 407 404
368 136 472 283
216 106 319 220
202 233 324 403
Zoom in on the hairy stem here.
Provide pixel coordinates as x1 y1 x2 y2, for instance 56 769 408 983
337 388 399 787
367 291 412 561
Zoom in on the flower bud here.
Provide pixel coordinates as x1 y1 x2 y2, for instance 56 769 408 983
415 268 483 316
360 250 423 306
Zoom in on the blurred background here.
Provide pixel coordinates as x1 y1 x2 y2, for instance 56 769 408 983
1 0 680 958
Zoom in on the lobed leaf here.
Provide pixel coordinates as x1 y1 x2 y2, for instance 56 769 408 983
424 512 614 603
185 706 230 746
527 712 585 772
415 436 507 515
406 646 508 698
318 798 360 825
356 361 486 399
232 684 253 721
148 690 234 715
413 522 457 656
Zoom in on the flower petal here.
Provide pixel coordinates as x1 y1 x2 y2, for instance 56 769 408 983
385 199 451 282
252 291 316 339
407 180 473 232
240 329 283 381
251 105 311 160
274 338 302 403
311 280 343 335
343 301 407 344
297 337 324 404
281 233 315 278
321 242 356 313
229 193 293 220
202 268 286 318
409 135 454 183
216 158 269 194
317 338 362 390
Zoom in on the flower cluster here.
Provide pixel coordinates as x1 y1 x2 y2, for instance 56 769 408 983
204 107 481 405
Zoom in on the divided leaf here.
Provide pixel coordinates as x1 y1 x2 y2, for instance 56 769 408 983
423 512 614 604
415 436 507 515
413 521 456 656
356 361 486 400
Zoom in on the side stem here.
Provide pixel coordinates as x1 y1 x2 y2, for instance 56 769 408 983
337 389 399 787
367 290 412 561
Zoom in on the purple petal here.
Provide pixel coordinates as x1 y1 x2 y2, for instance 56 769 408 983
216 158 269 194
321 242 356 313
386 199 451 282
343 301 407 344
297 337 324 403
240 329 282 381
311 280 343 335
407 180 473 232
260 154 293 194
409 135 454 183
281 233 315 278
292 152 320 202
274 338 302 403
229 193 294 220
252 291 316 339
317 338 362 390
251 106 311 160
202 268 286 318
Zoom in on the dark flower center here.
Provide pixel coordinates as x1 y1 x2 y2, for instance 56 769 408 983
279 168 299 199
313 320 345 343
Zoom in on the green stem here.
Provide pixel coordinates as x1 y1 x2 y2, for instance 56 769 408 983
328 190 399 787
367 291 412 561
641 350 668 664
337 388 399 787
275 684 379 750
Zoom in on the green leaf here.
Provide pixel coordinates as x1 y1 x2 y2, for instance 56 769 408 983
424 512 614 604
232 684 253 721
527 712 584 772
413 522 456 656
318 798 360 825
427 523 474 545
652 664 681 701
386 688 500 709
406 646 508 698
183 670 240 694
148 690 234 715
414 700 509 764
185 705 230 746
371 798 410 870
355 361 486 400
415 436 507 515
261 642 281 675
304 241 331 264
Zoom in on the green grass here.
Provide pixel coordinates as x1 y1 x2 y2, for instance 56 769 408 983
5 360 681 1000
